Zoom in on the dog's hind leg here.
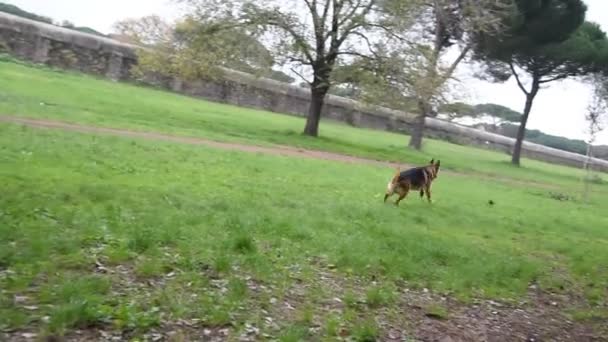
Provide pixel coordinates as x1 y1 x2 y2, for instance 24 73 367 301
395 194 406 206
395 186 410 206
420 189 424 199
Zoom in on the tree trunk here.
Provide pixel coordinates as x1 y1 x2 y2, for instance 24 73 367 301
409 100 429 150
511 78 540 166
583 144 593 171
303 81 329 137
583 143 593 202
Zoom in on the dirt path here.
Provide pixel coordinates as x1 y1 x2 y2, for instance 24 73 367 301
0 115 558 190
0 115 404 167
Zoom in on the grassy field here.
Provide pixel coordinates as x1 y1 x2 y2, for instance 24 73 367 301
1 58 608 339
1 122 607 339
0 57 601 190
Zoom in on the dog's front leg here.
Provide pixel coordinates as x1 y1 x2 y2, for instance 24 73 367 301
424 184 432 203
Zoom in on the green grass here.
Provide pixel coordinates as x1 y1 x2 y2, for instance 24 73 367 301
424 303 449 320
0 57 603 190
1 56 607 337
569 308 608 322
1 123 607 338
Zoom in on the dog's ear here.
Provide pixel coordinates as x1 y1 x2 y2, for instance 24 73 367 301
429 159 435 165
436 160 441 169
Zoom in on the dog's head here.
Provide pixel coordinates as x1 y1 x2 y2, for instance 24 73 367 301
428 159 441 180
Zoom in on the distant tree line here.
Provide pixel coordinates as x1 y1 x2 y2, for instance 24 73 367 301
499 123 601 157
439 101 608 159
0 2 52 24
0 2 106 37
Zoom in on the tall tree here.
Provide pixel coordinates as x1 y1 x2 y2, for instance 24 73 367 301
402 0 488 150
583 74 608 201
175 0 418 137
340 0 507 149
473 0 608 165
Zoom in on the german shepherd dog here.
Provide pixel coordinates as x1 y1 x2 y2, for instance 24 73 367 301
384 159 441 206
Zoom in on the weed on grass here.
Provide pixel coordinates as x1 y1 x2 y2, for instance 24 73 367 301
352 319 380 342
365 285 397 308
424 303 449 320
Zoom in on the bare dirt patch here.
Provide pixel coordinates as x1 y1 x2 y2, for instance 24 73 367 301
3 261 607 342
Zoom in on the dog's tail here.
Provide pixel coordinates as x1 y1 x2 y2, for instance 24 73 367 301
384 166 401 202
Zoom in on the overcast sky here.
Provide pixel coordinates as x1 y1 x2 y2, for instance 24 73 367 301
6 0 608 145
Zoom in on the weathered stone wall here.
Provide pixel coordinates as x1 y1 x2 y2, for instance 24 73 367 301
1 11 607 172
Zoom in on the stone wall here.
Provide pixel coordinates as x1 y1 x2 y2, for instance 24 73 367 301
1 11 607 172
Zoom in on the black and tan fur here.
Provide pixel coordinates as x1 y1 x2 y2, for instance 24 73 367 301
384 159 441 206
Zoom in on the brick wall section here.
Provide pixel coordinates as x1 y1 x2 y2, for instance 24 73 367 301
1 11 607 171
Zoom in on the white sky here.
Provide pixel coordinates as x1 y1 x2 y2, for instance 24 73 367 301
5 0 608 145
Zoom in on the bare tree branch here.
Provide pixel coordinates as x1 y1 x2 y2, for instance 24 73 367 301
365 22 409 43
439 44 471 84
337 0 364 29
342 30 378 58
335 50 374 59
336 0 375 46
291 67 311 84
538 73 570 84
287 56 314 66
509 61 529 95
264 18 316 65
305 0 326 54
320 0 331 28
